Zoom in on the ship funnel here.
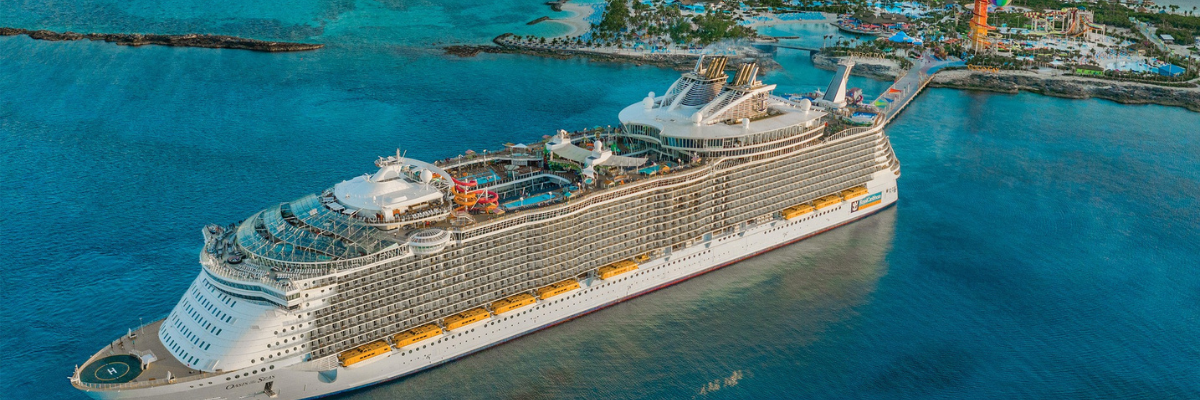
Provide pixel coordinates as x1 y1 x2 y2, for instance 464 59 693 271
703 56 729 80
732 62 759 86
681 56 729 107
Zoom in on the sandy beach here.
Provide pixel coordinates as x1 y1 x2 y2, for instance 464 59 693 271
547 2 594 38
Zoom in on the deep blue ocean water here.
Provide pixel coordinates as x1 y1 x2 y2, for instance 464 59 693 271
2 1 1199 398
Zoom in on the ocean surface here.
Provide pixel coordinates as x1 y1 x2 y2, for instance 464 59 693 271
2 1 1199 399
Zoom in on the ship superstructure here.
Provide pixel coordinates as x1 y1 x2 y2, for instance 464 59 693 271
72 57 901 400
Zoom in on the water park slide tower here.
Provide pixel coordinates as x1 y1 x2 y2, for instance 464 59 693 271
970 0 1010 51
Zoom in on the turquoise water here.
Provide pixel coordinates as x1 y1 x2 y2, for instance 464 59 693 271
465 171 500 185
637 162 677 175
503 192 558 209
3 1 1200 399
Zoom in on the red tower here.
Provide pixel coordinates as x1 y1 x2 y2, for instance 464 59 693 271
969 0 996 51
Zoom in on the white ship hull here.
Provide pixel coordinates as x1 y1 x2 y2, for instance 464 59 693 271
84 175 897 400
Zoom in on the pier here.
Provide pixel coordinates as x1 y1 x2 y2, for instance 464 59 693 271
757 42 822 53
871 52 964 126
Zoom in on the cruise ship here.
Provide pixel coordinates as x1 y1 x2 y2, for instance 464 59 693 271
71 57 901 399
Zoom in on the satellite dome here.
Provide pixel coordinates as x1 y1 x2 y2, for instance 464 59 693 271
797 99 812 112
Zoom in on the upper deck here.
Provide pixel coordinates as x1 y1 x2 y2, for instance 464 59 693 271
194 57 878 297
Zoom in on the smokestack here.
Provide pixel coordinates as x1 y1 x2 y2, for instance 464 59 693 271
732 62 759 86
704 56 728 80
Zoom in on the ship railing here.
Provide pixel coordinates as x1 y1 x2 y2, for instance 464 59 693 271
240 245 408 276
353 206 453 226
73 367 230 391
71 316 218 392
71 316 169 374
824 126 876 142
437 147 546 171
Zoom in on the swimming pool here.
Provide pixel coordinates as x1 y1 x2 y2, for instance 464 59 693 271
503 192 556 209
466 171 500 185
637 162 676 175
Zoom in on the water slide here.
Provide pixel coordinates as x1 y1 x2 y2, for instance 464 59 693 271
451 176 478 187
452 176 499 213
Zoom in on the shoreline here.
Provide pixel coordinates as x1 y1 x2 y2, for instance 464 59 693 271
811 52 1199 112
544 2 594 38
929 70 1200 112
0 27 323 52
443 35 780 71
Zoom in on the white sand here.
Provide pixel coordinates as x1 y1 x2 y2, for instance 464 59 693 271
547 3 594 38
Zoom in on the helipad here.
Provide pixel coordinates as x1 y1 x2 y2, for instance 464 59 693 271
80 355 142 384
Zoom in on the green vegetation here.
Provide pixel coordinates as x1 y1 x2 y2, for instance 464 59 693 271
591 0 756 46
692 13 756 44
598 0 631 32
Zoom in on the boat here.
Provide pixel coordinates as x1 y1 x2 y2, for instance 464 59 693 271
71 56 902 400
392 324 442 348
491 293 537 315
781 203 816 220
337 341 390 367
443 308 490 331
536 279 582 300
598 260 639 280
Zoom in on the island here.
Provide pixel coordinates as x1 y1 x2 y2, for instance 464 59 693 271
0 28 323 52
443 0 1199 111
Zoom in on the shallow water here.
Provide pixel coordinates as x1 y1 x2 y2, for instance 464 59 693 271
2 1 1199 398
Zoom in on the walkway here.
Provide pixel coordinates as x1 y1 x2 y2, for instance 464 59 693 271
871 52 963 126
758 43 822 53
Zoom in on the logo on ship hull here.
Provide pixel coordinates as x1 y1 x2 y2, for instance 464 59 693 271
850 192 882 212
226 375 274 390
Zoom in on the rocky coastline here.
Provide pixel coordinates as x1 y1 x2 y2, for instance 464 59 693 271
1 28 323 52
443 34 780 72
812 51 1199 112
810 51 904 80
546 0 569 12
930 70 1200 112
